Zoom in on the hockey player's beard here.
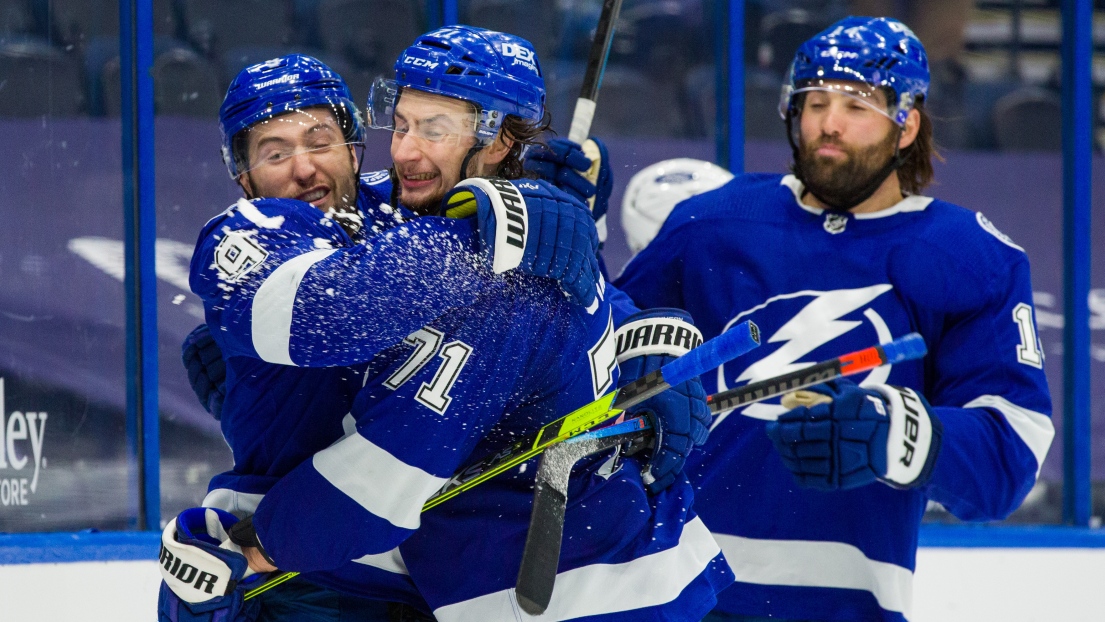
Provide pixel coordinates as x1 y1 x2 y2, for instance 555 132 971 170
798 130 898 211
398 189 443 217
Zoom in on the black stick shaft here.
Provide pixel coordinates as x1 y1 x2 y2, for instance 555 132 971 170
580 0 623 102
568 0 624 143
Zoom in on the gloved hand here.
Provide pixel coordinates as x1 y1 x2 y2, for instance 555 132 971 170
442 177 602 309
524 137 613 225
182 324 226 420
615 308 711 494
764 379 943 491
158 508 264 622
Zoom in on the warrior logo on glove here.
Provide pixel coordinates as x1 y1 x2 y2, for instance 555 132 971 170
615 316 704 359
160 544 226 597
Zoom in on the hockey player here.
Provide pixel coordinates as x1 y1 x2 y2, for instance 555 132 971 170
162 27 722 622
614 17 1054 622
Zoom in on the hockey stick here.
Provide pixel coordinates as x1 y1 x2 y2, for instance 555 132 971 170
516 416 651 614
568 0 624 145
513 332 928 614
424 318 759 510
569 0 623 222
242 320 760 602
708 332 927 416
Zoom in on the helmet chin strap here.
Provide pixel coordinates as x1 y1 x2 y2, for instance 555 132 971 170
785 111 906 212
459 142 485 183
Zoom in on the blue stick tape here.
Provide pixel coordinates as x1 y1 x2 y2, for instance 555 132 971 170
881 332 927 365
661 320 759 387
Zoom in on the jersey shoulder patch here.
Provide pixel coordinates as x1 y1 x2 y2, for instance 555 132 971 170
213 229 270 282
975 212 1025 252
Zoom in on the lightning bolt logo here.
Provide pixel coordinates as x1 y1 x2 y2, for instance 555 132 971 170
712 284 894 426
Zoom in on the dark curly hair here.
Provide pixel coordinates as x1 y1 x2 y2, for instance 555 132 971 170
493 110 552 180
897 98 942 195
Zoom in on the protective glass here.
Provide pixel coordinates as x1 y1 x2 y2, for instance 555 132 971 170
236 108 361 177
367 77 479 146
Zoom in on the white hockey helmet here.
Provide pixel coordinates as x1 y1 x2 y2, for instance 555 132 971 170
621 158 733 255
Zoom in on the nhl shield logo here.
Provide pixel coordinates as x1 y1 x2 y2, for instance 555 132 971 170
823 213 848 234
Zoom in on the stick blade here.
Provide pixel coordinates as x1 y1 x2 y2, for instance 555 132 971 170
516 480 567 615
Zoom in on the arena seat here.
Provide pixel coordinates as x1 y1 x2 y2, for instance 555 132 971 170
992 86 1063 151
545 60 686 138
0 0 34 38
152 46 222 116
0 36 83 116
317 0 419 72
180 0 293 58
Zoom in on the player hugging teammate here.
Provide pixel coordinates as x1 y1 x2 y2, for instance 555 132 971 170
160 14 1054 622
159 24 727 622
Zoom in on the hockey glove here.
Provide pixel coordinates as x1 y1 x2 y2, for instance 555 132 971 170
615 308 711 494
764 379 944 491
441 177 602 308
158 508 264 622
182 324 226 420
524 137 613 226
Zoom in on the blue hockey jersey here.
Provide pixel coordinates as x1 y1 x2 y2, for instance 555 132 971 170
614 174 1054 622
191 171 729 620
195 171 431 609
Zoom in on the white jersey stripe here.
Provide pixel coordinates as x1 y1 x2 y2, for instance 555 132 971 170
313 433 448 531
714 533 914 619
963 394 1054 478
202 487 412 576
352 547 410 576
251 248 335 365
433 516 722 622
202 488 265 516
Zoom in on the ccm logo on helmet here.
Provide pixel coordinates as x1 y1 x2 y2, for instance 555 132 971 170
404 57 439 70
159 544 223 596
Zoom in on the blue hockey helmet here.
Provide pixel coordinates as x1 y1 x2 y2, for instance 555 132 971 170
779 16 930 126
367 25 545 146
219 54 365 178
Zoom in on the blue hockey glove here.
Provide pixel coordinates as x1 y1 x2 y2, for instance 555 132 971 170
182 324 226 420
764 380 944 491
524 137 613 225
615 309 711 494
442 177 602 309
158 508 264 622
